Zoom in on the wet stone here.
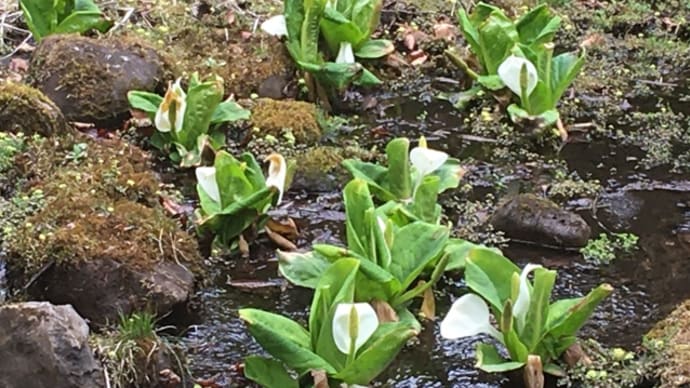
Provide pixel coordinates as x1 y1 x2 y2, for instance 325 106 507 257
0 81 70 136
0 302 105 388
490 193 591 248
28 34 169 128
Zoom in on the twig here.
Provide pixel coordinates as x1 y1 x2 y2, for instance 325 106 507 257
0 34 32 60
108 7 135 36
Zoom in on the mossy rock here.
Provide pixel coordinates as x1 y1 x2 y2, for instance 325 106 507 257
0 81 69 136
2 133 201 324
28 34 171 128
250 98 321 144
647 299 690 386
292 145 377 192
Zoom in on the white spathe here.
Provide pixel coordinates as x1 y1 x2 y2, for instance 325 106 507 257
410 146 448 177
195 166 221 204
155 78 186 133
332 303 379 355
261 15 288 37
440 293 501 340
498 55 538 97
336 42 356 64
264 153 287 205
512 263 543 331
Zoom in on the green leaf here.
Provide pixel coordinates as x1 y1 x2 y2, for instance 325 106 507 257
437 86 482 110
351 0 382 39
321 8 365 54
127 91 162 115
476 75 505 90
354 257 401 301
385 138 412 201
54 11 105 35
410 175 441 223
475 343 525 372
335 322 417 385
20 0 57 40
550 51 585 104
239 309 335 374
515 4 561 46
278 250 331 289
284 0 305 43
300 0 327 63
520 268 557 352
343 179 376 257
465 247 520 313
213 151 254 208
388 222 449 290
341 159 393 200
244 356 299 388
355 39 394 59
432 158 464 193
477 14 518 74
457 9 481 60
546 283 613 339
444 239 496 271
354 67 383 86
179 76 224 150
211 100 250 124
299 61 363 90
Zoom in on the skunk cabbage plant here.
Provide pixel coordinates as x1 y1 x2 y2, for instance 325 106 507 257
440 247 612 382
195 151 287 247
20 0 111 42
128 73 250 166
241 258 418 387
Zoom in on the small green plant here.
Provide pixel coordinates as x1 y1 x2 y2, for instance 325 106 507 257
446 2 583 132
240 258 418 387
117 312 157 342
65 142 88 163
0 132 26 172
261 0 393 106
19 0 111 42
195 151 287 248
440 247 612 385
342 137 464 224
128 73 250 167
580 233 639 264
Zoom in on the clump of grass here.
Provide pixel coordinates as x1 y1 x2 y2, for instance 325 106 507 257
580 232 639 264
93 312 186 388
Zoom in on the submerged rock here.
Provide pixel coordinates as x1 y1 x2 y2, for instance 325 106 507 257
3 133 201 325
0 81 70 136
490 193 591 248
28 34 169 127
0 302 104 388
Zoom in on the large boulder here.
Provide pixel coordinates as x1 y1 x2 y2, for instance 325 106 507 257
491 193 591 248
0 302 104 388
28 34 170 127
0 81 70 136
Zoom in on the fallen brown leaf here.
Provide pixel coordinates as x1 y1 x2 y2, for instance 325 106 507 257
523 355 544 388
238 234 250 257
419 282 436 321
371 299 398 323
311 370 329 388
266 217 299 239
265 226 298 251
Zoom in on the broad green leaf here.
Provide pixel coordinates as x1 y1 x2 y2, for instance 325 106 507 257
354 258 401 302
520 268 557 351
545 283 613 339
214 151 254 208
277 250 331 289
388 222 449 290
54 11 104 34
355 39 394 59
478 14 518 74
353 67 382 86
465 248 520 313
475 343 525 372
457 9 481 58
284 0 305 43
437 86 482 110
127 91 163 115
211 100 250 124
299 61 363 90
341 159 393 200
343 179 375 257
300 0 326 63
179 76 223 149
410 175 441 223
20 0 57 40
444 239 496 271
239 308 335 374
244 356 298 388
321 8 364 54
385 138 411 201
432 158 464 193
502 323 529 363
351 0 382 39
335 322 417 385
217 187 275 215
239 153 267 191
550 51 585 104
515 4 561 46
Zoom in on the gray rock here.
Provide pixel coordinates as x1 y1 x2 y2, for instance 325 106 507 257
0 302 104 388
29 34 170 128
29 259 195 326
491 193 591 248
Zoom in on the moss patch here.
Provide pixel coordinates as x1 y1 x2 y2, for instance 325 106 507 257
647 299 690 386
1 131 200 277
250 98 322 144
0 81 70 136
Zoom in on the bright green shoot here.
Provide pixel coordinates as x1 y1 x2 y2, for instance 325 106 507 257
127 73 250 167
195 151 287 248
240 258 418 387
440 247 612 384
19 0 112 42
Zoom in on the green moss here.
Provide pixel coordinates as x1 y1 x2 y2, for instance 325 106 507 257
647 299 690 386
0 82 69 136
1 132 200 277
250 98 322 144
